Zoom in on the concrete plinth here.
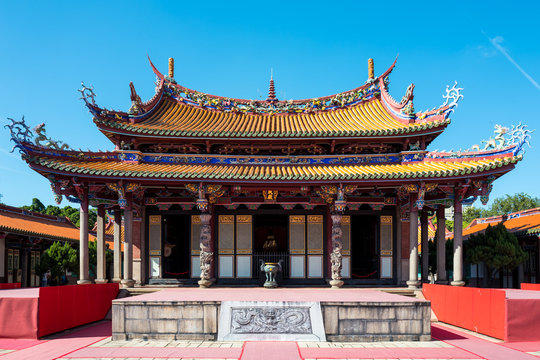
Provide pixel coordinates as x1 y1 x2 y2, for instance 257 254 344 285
112 288 430 342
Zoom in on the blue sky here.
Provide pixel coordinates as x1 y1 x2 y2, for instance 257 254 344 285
0 1 539 208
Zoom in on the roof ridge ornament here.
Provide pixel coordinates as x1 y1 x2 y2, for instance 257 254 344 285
441 81 463 118
33 123 73 151
78 82 96 106
5 116 33 153
427 123 532 159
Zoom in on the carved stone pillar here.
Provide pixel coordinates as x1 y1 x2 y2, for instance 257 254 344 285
112 209 122 283
407 195 420 289
121 193 135 288
95 204 108 284
436 206 447 283
77 187 91 284
451 197 465 286
421 210 429 282
198 212 214 288
329 213 344 289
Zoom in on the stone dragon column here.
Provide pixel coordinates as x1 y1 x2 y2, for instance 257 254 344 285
329 213 344 288
329 186 346 289
197 186 214 288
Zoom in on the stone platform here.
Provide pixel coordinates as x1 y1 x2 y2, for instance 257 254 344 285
112 288 430 342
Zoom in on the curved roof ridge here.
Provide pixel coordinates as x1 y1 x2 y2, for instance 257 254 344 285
148 56 397 105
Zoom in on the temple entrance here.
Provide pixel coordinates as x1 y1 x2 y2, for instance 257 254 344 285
253 214 289 281
350 215 379 280
162 215 191 279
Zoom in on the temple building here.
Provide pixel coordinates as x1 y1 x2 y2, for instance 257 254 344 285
0 204 83 287
7 57 530 288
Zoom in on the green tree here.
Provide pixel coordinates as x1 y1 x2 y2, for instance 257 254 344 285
465 223 527 286
21 199 97 229
463 206 484 227
22 198 46 213
485 193 540 216
35 241 78 285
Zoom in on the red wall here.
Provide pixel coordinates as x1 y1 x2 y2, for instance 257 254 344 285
423 284 506 340
521 283 540 290
38 283 118 337
0 283 21 289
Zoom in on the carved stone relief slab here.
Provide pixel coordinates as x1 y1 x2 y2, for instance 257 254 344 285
218 301 326 341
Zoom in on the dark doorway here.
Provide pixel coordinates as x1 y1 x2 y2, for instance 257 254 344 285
253 214 288 252
253 214 289 280
351 215 379 279
162 215 191 279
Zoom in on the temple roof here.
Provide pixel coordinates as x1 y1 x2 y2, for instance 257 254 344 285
0 204 85 242
82 58 457 142
24 148 520 184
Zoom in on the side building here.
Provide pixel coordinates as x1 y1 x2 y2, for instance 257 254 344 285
463 207 540 287
7 58 530 288
0 204 82 287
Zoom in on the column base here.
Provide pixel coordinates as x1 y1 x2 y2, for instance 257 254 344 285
450 280 465 286
121 279 135 288
112 278 122 283
406 280 421 289
198 279 213 288
329 279 344 289
77 279 92 285
95 279 109 284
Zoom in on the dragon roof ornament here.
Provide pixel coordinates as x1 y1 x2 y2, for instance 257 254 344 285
78 82 96 106
426 123 532 160
5 117 73 154
5 116 33 154
441 81 463 118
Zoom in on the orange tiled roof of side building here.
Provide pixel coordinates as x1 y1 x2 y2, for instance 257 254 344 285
90 215 124 251
0 204 93 242
461 207 540 240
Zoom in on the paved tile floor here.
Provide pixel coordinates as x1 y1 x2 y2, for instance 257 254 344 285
1 320 540 360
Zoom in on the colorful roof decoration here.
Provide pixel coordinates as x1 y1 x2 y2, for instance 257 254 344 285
81 58 457 143
461 207 540 240
0 204 87 242
22 149 520 183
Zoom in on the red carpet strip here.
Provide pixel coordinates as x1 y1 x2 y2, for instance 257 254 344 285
0 339 45 350
432 323 539 360
300 346 482 359
65 346 243 359
0 321 110 360
240 341 301 360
